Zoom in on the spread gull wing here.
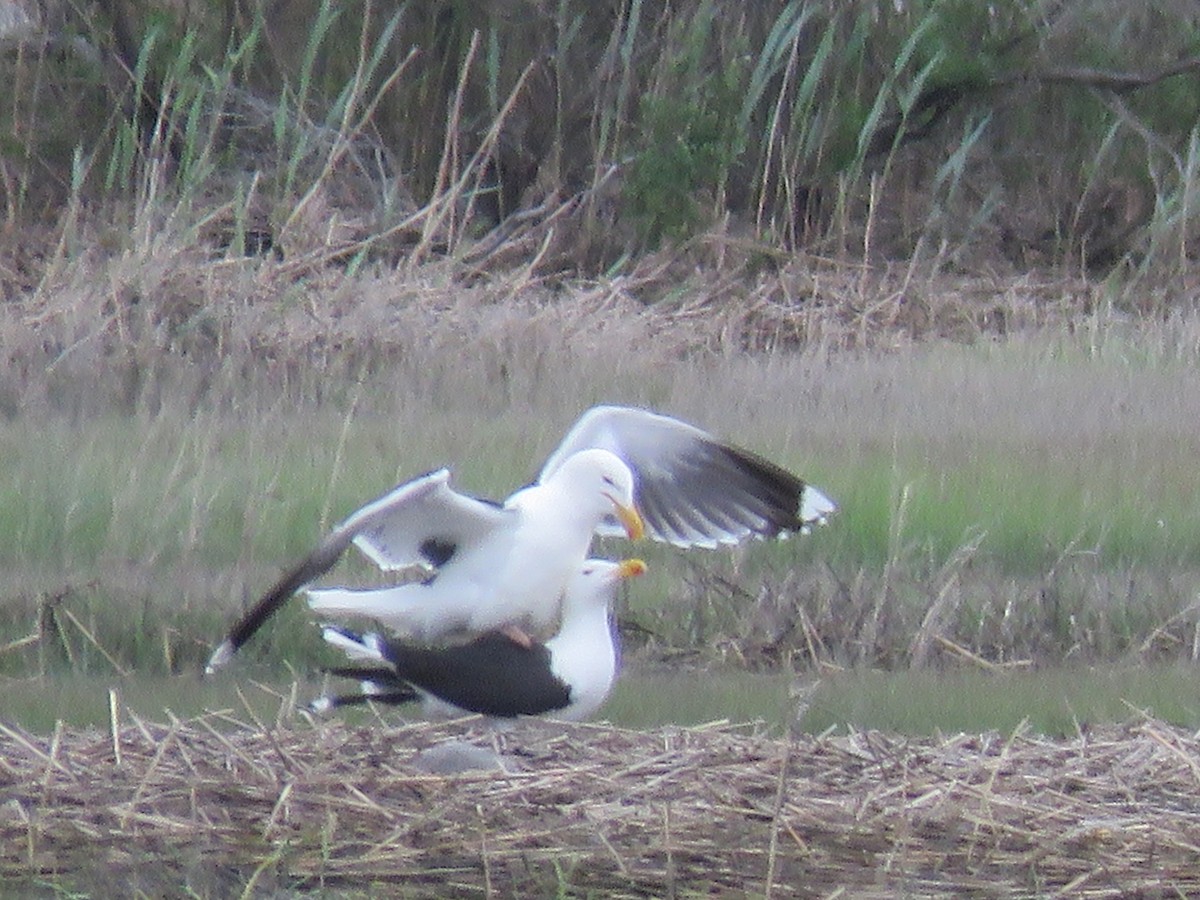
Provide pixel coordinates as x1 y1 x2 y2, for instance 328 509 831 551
539 405 835 548
349 473 513 571
205 469 513 673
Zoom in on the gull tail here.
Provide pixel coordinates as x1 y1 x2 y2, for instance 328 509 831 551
310 626 418 713
306 586 411 622
310 686 419 713
321 625 389 662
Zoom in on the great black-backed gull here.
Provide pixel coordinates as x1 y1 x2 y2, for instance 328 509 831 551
312 558 647 721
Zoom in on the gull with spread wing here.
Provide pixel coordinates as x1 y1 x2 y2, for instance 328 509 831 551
206 405 834 673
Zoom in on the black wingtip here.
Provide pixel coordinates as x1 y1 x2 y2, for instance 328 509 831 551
206 532 355 673
716 442 811 535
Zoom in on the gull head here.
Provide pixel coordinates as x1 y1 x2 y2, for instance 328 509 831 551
550 448 645 540
565 557 648 614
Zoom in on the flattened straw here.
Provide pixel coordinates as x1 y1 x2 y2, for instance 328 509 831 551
977 720 1029 818
8 718 1200 894
585 808 631 876
610 747 692 780
933 635 1004 671
281 679 302 728
164 710 201 779
762 741 792 899
192 716 275 782
342 782 399 820
235 684 271 734
236 684 309 777
0 720 76 781
118 717 181 825
500 226 556 303
1054 868 1104 896
238 844 288 900
780 816 810 853
0 631 39 656
262 780 294 839
1137 599 1200 657
628 760 699 799
1142 722 1200 785
661 802 676 890
39 594 74 670
128 708 157 744
477 804 494 898
208 708 255 730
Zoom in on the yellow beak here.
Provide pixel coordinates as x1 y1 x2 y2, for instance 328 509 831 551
617 558 648 579
611 499 646 541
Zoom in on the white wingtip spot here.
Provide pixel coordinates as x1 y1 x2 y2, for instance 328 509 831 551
204 641 234 676
801 485 837 526
364 632 387 656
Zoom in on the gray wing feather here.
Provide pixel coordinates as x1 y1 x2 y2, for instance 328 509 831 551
540 405 833 547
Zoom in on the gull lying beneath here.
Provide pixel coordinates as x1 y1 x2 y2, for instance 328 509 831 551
206 404 835 673
312 558 647 721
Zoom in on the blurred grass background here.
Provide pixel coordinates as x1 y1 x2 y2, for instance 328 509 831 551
7 329 1200 734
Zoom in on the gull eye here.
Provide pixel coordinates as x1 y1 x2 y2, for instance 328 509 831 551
602 475 616 488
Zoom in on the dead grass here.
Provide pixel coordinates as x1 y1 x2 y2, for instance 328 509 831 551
3 707 1199 897
0 215 1175 406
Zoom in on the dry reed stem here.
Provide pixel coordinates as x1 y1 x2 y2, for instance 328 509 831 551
2 712 1199 897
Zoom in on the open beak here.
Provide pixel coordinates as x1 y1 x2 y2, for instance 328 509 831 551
616 558 648 579
609 497 645 541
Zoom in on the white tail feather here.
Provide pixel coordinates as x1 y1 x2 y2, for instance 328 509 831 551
319 626 386 663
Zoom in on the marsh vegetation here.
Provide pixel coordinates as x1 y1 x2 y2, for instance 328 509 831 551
6 2 1200 893
5 0 1200 733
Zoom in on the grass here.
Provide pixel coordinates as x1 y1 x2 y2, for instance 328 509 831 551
7 331 1200 676
4 323 1200 725
11 334 1200 578
608 662 1200 737
10 660 1200 741
799 663 1200 736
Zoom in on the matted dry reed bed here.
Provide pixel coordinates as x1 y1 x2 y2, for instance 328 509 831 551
2 710 1198 897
